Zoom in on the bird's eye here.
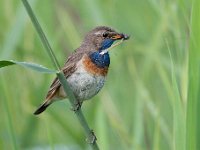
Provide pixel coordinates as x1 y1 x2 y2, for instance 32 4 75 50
103 32 109 37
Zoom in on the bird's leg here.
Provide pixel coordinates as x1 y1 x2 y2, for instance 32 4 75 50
71 100 82 112
86 130 97 144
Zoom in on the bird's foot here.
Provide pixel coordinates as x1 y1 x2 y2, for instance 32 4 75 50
71 100 82 112
86 130 97 144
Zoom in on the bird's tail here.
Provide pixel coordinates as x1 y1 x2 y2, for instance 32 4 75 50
33 100 51 115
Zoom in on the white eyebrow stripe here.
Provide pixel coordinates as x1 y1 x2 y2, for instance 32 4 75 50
94 31 103 35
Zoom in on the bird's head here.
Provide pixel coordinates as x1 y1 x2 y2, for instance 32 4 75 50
80 26 129 68
83 26 129 52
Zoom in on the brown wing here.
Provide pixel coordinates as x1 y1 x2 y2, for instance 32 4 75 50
45 63 77 100
45 50 86 100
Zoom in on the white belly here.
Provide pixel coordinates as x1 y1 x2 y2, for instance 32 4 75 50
59 63 106 101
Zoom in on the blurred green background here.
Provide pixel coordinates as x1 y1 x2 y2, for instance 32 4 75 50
0 0 198 150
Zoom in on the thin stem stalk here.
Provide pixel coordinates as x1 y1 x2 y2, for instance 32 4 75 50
22 0 99 149
22 0 60 70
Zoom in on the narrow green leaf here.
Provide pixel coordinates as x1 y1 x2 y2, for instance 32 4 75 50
0 60 15 68
0 60 57 74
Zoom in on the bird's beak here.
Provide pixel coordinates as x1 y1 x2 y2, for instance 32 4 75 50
111 33 130 40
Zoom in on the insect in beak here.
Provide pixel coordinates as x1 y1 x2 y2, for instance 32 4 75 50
111 33 130 40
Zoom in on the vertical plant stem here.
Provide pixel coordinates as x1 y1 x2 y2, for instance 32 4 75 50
187 0 200 150
57 72 99 150
21 0 99 149
21 0 60 70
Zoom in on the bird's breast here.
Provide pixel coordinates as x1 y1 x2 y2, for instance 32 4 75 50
82 54 109 76
60 55 107 101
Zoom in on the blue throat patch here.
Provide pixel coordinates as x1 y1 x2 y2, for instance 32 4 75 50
89 39 114 68
89 52 110 68
100 39 114 50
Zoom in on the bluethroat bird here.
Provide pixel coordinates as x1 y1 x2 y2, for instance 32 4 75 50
34 26 129 115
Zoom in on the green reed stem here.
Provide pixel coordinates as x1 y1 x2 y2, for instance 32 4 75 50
21 0 60 70
186 0 200 150
21 0 99 149
57 72 99 149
